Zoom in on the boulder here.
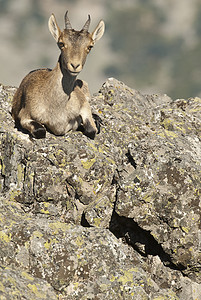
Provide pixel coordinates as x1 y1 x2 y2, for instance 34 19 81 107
0 79 201 299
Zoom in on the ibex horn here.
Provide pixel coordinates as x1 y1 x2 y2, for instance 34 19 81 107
64 11 72 30
82 15 91 31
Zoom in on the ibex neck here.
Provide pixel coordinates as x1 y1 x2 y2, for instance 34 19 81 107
57 55 77 95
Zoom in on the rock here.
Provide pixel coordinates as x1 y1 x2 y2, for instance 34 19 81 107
0 198 177 299
0 265 57 300
0 79 201 299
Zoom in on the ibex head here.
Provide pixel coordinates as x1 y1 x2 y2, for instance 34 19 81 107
48 11 105 76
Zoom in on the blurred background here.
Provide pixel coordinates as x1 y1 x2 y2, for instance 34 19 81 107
1 0 201 99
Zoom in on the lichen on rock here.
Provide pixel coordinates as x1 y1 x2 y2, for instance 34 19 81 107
0 79 201 299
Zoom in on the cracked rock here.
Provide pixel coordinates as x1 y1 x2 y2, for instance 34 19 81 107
0 79 201 299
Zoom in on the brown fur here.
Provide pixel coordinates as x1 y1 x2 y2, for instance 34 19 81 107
11 12 105 139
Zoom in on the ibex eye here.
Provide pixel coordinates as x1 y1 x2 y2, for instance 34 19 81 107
87 46 93 52
58 42 64 48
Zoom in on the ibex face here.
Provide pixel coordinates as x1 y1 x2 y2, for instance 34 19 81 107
49 11 105 76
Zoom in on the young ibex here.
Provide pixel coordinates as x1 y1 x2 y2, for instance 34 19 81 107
11 11 105 139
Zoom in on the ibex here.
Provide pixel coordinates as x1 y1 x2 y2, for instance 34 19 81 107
11 11 105 139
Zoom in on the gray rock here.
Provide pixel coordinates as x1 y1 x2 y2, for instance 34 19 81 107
0 265 57 299
0 79 201 299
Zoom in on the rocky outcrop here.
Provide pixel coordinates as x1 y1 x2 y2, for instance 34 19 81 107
0 79 201 299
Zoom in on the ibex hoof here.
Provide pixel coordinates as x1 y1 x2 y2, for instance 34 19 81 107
85 130 96 140
92 113 102 134
31 121 46 139
84 119 97 140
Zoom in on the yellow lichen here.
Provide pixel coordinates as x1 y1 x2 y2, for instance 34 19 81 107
0 281 5 292
21 271 34 281
153 294 179 300
31 231 43 239
40 209 50 215
193 97 201 103
44 238 57 250
81 158 96 170
6 276 16 286
143 194 152 203
0 231 11 243
117 270 133 286
161 118 173 130
93 217 102 227
181 227 189 234
87 142 98 152
49 222 70 235
111 268 139 286
73 282 79 289
106 157 115 165
17 164 24 185
75 236 84 247
164 129 178 138
27 284 45 298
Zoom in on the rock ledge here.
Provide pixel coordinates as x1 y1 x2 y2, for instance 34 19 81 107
0 79 201 299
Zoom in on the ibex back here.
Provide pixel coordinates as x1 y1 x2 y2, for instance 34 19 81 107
11 11 105 139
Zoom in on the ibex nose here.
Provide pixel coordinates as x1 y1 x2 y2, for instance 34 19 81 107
71 63 80 70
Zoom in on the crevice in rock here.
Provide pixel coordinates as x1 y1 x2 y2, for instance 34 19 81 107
65 178 77 198
32 170 36 198
0 158 6 192
125 149 137 169
109 206 186 272
81 212 92 228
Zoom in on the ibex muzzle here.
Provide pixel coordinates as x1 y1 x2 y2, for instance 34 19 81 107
11 11 105 139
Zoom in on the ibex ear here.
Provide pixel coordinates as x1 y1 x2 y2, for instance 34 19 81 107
92 20 105 43
48 14 61 41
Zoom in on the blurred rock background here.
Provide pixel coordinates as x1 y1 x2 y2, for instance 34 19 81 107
1 0 201 99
